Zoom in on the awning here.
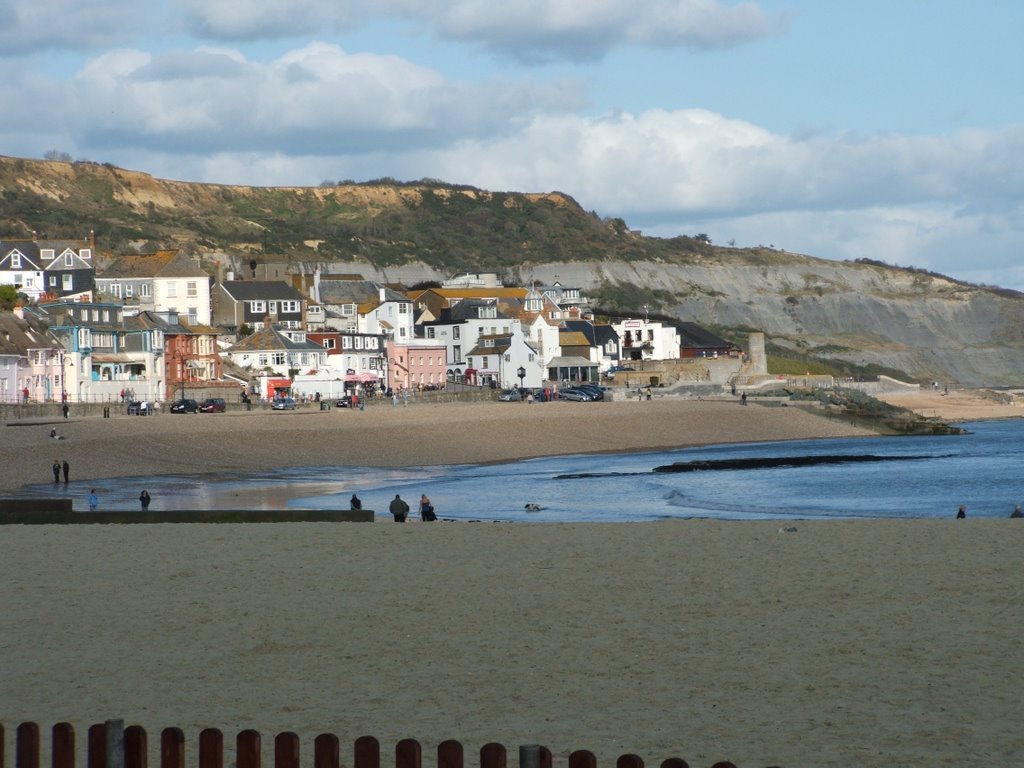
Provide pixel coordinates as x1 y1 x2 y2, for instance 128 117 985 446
91 353 136 363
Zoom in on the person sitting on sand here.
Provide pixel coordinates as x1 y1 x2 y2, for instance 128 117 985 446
1011 505 1023 518
49 428 65 440
350 494 362 510
956 504 966 519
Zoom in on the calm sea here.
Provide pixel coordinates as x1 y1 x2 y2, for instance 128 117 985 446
19 420 1024 520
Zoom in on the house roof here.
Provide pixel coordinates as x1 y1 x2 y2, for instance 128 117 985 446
545 356 598 368
558 331 592 347
99 250 178 278
0 311 58 354
227 326 324 353
218 280 307 302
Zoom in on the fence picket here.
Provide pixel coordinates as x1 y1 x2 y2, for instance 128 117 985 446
436 740 462 768
53 723 75 768
198 729 223 768
124 725 147 768
161 728 185 768
236 731 261 768
87 724 106 768
17 723 40 768
313 734 339 768
395 739 420 768
479 743 505 768
274 733 299 768
353 736 379 768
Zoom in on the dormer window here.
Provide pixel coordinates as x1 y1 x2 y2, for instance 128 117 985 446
11 253 21 268
64 253 74 267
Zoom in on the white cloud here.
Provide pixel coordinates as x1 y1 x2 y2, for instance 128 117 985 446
63 43 584 155
178 0 777 60
0 0 149 55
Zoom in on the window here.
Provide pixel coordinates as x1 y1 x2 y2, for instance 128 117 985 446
258 355 268 366
41 249 55 260
250 301 266 314
81 249 92 260
504 354 511 363
342 336 352 349
62 274 73 290
281 300 299 313
111 284 122 298
426 327 435 339
272 353 286 366
188 309 197 325
166 282 177 298
141 283 151 297
399 303 409 314
49 276 57 287
102 310 110 322
453 327 460 339
11 253 20 268
64 253 74 267
125 284 134 297
267 301 277 314
341 303 355 316
322 338 336 350
187 281 197 297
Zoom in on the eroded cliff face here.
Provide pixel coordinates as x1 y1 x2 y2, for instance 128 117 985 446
515 260 1024 387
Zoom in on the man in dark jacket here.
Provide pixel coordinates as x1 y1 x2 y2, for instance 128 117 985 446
389 494 409 522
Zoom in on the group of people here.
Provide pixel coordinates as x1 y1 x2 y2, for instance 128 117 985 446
387 493 438 522
956 504 1023 518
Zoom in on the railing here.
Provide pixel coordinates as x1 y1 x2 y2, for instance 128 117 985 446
1 722 756 768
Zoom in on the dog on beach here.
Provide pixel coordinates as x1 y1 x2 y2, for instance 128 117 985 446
524 503 544 511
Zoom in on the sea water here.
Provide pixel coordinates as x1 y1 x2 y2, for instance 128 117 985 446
19 420 1024 520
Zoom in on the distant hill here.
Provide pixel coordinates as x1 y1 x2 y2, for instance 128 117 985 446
2 154 1023 387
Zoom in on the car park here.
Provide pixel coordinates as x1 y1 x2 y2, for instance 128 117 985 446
198 398 226 413
169 398 199 413
272 397 297 410
574 384 606 400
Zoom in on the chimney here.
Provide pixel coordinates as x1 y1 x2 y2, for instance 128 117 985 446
379 287 386 302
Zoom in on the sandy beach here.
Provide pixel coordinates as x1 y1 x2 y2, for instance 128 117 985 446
2 398 1022 766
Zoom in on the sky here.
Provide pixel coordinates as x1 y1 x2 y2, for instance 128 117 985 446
2 1 1024 289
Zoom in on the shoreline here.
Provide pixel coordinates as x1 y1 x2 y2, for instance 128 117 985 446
0 398 878 494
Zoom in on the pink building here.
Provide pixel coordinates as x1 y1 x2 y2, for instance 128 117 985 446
387 340 448 391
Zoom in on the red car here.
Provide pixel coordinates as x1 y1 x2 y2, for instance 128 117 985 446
198 398 227 413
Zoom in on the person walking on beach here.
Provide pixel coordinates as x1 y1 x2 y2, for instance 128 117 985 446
419 493 437 522
62 402 69 420
52 460 61 483
389 494 409 522
350 493 362 510
956 504 966 519
1011 505 1023 518
61 459 69 484
88 489 99 512
139 490 151 510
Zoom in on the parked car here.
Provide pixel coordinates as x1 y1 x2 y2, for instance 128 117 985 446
198 398 226 413
271 397 297 410
169 398 199 414
334 395 355 408
606 365 636 376
574 384 606 401
497 388 522 402
558 388 593 401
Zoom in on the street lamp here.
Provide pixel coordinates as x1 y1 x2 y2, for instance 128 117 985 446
517 365 526 393
59 350 67 403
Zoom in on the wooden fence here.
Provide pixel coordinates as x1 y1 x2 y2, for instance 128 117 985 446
0 722 759 768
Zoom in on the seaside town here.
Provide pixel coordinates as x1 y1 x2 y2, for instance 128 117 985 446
0 233 779 411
